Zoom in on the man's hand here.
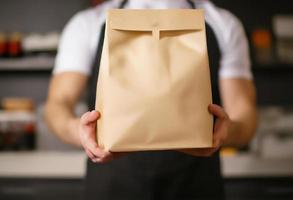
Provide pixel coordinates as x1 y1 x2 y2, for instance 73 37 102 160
81 104 231 160
79 110 116 163
178 104 231 157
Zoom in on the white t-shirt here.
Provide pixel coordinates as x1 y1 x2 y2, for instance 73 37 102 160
54 0 252 80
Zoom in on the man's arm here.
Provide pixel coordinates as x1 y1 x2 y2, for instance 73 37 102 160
178 78 257 157
44 72 88 146
220 78 258 147
45 72 113 162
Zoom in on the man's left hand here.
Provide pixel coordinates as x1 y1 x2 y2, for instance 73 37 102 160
178 104 231 157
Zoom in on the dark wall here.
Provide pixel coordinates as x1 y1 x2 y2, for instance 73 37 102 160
214 0 293 32
0 0 90 33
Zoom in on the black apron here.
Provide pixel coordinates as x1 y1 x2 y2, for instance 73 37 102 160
86 1 224 199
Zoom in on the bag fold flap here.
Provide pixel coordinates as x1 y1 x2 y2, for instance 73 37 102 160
108 9 204 31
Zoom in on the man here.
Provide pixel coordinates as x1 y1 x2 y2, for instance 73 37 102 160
45 0 257 199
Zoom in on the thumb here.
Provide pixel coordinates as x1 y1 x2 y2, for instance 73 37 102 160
208 104 228 119
80 110 101 126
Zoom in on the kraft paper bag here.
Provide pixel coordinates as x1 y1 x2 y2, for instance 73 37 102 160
95 9 213 152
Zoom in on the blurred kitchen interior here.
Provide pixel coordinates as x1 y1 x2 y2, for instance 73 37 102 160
0 0 293 199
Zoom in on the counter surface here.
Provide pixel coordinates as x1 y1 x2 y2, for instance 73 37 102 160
0 151 293 178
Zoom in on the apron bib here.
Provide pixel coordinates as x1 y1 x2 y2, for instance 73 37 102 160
86 1 224 199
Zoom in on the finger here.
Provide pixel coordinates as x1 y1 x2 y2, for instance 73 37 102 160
80 129 104 157
212 123 227 149
209 105 230 143
101 154 114 163
213 138 221 148
85 141 111 161
80 110 100 126
214 117 224 133
80 125 109 159
93 158 102 163
92 148 111 159
85 148 95 160
80 110 101 126
213 119 226 137
214 116 230 141
93 153 114 163
93 157 109 163
208 104 228 119
85 138 110 158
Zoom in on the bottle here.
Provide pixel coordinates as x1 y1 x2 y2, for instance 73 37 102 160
8 32 22 58
0 32 8 58
251 29 273 65
24 123 36 150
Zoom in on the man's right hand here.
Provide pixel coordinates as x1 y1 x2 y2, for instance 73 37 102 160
79 110 114 163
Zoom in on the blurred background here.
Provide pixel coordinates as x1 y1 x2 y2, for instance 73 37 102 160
0 0 292 199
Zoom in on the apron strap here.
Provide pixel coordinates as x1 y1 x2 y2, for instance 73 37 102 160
186 0 196 9
87 0 128 110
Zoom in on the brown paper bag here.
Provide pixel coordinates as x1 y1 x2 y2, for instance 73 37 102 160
95 9 213 152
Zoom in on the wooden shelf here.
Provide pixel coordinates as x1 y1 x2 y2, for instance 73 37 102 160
0 151 86 178
0 56 55 71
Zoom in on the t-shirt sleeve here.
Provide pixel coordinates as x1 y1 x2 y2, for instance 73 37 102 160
218 10 253 80
53 11 93 75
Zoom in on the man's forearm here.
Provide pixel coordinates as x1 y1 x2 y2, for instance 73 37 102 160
44 102 81 147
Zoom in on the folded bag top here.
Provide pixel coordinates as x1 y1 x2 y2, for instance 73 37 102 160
96 9 213 152
109 9 204 31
